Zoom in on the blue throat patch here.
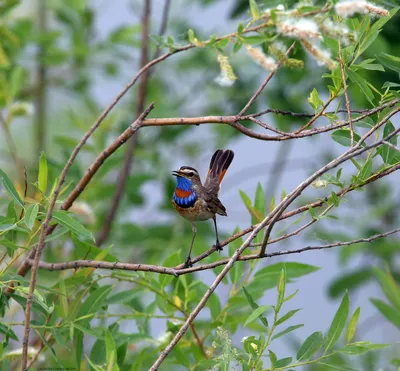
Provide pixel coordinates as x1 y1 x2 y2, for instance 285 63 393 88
173 176 197 208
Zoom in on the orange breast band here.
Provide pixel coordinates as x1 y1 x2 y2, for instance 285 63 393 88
175 188 193 198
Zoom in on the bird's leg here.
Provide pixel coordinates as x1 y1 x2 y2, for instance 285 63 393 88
184 222 197 268
213 216 222 252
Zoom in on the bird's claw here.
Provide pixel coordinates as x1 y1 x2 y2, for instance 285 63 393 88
183 257 193 268
215 241 223 252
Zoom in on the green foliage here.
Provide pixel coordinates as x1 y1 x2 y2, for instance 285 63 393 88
0 0 399 370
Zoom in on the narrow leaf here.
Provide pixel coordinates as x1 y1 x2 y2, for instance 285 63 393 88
38 152 48 193
325 292 349 352
272 324 304 340
370 298 400 329
24 203 39 230
297 331 323 361
52 210 94 241
346 307 360 344
0 168 24 207
244 305 270 326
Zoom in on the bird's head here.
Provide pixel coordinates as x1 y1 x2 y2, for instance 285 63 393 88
172 166 202 190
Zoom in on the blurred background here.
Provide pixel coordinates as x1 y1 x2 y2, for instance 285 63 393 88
0 0 399 369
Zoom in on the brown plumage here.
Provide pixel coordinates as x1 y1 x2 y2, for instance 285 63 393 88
172 149 234 267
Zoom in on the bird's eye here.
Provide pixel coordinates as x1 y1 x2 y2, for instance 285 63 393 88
188 172 194 177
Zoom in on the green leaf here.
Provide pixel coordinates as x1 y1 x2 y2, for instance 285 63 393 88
233 39 243 54
239 189 263 223
255 262 319 282
77 286 113 326
249 0 260 18
377 53 400 74
346 307 360 344
331 129 363 147
370 298 400 329
38 152 48 194
373 267 400 311
188 29 195 43
0 168 24 207
359 158 373 181
242 286 268 328
105 329 119 371
277 268 286 310
244 305 271 326
24 203 39 230
52 210 94 241
254 182 265 217
275 309 301 326
308 88 323 111
276 357 292 368
346 68 374 105
0 322 18 341
297 331 323 361
268 349 277 367
272 324 304 340
325 291 349 352
75 330 84 368
328 269 373 298
377 121 400 165
339 341 390 355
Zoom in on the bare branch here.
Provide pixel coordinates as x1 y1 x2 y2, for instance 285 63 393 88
29 227 400 276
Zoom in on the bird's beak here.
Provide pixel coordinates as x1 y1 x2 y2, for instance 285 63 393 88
172 170 181 177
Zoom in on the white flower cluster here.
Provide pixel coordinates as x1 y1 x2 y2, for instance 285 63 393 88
245 45 278 72
277 19 322 40
335 0 389 18
276 17 337 69
301 39 337 70
215 53 237 87
319 18 353 46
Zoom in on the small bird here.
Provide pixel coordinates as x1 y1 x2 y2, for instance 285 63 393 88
172 149 234 267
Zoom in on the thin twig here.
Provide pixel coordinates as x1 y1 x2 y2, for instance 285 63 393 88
295 94 336 134
96 0 152 246
30 227 400 276
338 41 354 146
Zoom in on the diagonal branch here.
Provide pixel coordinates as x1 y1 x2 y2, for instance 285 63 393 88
96 0 152 246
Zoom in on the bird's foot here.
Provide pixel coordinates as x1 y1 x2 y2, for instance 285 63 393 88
214 241 223 252
183 257 193 268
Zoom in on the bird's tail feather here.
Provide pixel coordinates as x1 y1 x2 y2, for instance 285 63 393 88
208 149 234 185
